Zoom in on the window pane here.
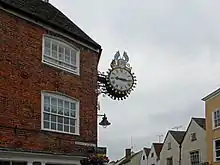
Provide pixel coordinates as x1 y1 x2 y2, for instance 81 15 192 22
64 118 69 124
44 104 50 112
216 140 220 148
58 124 63 131
51 97 57 106
44 39 50 56
70 50 76 65
216 151 220 157
70 119 75 126
215 121 218 128
44 121 49 129
70 103 76 110
64 101 69 109
58 46 64 61
65 48 70 63
64 125 69 132
58 116 63 123
70 110 76 117
51 115 56 122
51 123 56 130
52 42 58 58
44 113 50 121
51 105 57 113
44 96 50 104
58 99 63 107
58 107 63 115
64 109 69 116
70 126 75 133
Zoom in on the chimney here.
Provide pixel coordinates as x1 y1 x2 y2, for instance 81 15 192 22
125 149 131 158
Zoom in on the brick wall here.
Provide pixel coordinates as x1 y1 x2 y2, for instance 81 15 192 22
0 9 99 155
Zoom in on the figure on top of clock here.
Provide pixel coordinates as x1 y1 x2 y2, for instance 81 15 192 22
97 51 137 100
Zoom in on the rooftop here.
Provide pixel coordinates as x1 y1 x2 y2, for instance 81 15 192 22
0 0 101 50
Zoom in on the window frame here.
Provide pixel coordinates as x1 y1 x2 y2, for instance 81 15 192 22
42 35 80 75
41 91 80 135
166 157 173 165
213 138 220 162
151 152 154 157
212 108 220 129
190 150 200 165
168 141 171 150
190 133 197 141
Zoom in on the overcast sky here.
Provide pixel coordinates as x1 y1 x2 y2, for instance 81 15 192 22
50 0 220 161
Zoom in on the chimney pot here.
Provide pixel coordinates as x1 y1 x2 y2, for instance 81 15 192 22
125 149 131 158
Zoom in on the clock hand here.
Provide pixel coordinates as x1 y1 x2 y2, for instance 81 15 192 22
115 77 132 82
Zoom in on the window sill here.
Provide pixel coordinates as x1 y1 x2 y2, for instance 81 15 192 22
42 60 80 76
41 128 80 136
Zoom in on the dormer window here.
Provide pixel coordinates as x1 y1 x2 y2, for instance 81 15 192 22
190 133 197 141
42 36 80 75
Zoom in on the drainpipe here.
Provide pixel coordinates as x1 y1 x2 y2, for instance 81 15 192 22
179 145 182 165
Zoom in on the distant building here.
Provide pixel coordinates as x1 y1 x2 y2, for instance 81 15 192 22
160 131 185 165
202 88 220 165
181 117 207 165
147 143 163 165
114 149 141 165
140 148 150 165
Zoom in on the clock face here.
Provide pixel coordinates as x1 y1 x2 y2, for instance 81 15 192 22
108 68 134 92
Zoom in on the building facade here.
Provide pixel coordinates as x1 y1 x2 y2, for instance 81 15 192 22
147 143 163 165
181 118 207 165
202 88 220 165
159 131 185 165
140 148 150 165
0 0 102 165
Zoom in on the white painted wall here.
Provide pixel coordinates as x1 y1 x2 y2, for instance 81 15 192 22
160 133 180 165
140 150 147 165
148 145 159 165
181 119 207 165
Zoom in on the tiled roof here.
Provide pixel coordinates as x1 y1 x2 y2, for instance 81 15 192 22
0 0 101 49
153 143 163 158
169 130 185 144
192 117 206 130
143 147 151 157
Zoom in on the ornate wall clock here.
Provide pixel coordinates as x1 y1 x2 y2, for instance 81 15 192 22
97 51 137 100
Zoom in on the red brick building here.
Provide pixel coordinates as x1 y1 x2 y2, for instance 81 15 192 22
0 0 102 164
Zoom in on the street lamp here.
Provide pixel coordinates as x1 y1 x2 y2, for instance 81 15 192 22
98 114 111 128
